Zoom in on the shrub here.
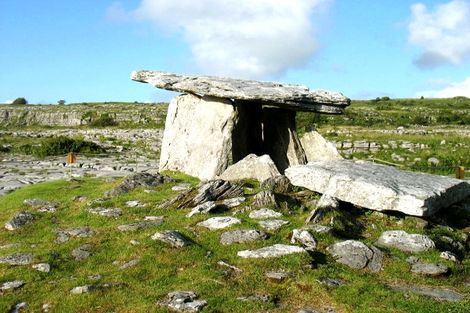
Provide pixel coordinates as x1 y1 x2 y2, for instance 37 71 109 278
57 100 66 105
16 136 105 158
12 97 28 105
89 113 118 127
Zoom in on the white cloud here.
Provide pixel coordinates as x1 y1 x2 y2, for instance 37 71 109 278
417 76 470 98
121 0 331 78
3 100 13 104
408 0 470 69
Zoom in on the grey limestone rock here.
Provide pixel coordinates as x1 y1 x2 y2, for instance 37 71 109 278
249 208 282 219
265 271 294 282
300 130 343 162
119 259 140 269
291 229 317 251
197 217 241 230
306 194 340 224
72 244 92 261
70 285 95 294
411 262 449 276
105 172 173 197
23 198 57 212
5 212 34 230
258 219 289 232
131 70 350 113
163 291 207 312
88 207 122 218
117 220 163 232
217 260 242 273
0 253 33 265
238 244 306 258
32 263 50 272
286 160 470 216
220 229 268 245
327 240 383 271
186 201 217 218
440 251 459 262
253 190 277 208
151 230 192 248
261 175 293 194
376 230 435 253
55 227 94 243
218 154 281 182
1 280 25 292
9 302 27 313
389 284 465 302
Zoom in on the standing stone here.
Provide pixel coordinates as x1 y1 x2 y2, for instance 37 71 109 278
300 130 342 162
218 154 280 182
159 94 240 180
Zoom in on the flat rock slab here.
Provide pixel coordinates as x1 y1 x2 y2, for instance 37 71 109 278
151 230 192 248
238 244 306 258
376 230 435 253
162 291 207 312
258 219 289 232
249 208 282 219
197 217 241 230
220 229 268 245
219 154 281 182
411 262 449 276
286 160 470 216
0 253 33 265
327 240 383 272
389 284 465 302
118 220 163 232
132 70 350 114
88 207 122 218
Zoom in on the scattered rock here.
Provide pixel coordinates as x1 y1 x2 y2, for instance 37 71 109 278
32 263 50 272
306 194 339 224
55 227 94 243
105 172 174 197
118 220 163 232
327 240 382 271
217 260 242 273
220 197 246 208
24 198 57 213
389 284 465 302
186 201 218 218
237 294 271 302
376 230 435 253
219 154 281 182
220 229 268 245
162 290 207 312
253 190 277 208
126 200 144 208
119 259 140 270
317 277 345 288
300 130 343 162
172 184 191 191
151 230 192 248
249 208 282 219
70 285 95 294
1 280 25 292
297 309 320 313
285 160 470 216
410 262 449 276
238 244 306 258
10 302 27 313
440 251 459 262
258 219 289 232
305 224 333 234
265 271 294 282
0 253 33 265
88 207 122 218
72 244 92 261
197 217 241 230
261 175 293 194
5 212 34 230
291 229 317 251
42 303 52 312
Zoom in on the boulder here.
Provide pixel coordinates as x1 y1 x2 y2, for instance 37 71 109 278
326 240 383 272
87 207 122 218
300 130 342 162
5 212 34 230
105 172 173 197
238 244 307 258
151 230 192 248
197 217 241 230
376 230 435 253
131 70 350 113
291 229 317 251
253 190 278 208
306 194 340 224
220 229 268 245
410 262 449 276
0 253 33 265
261 175 293 194
159 94 239 180
258 219 290 232
285 160 470 216
249 208 282 219
218 154 280 182
162 291 207 312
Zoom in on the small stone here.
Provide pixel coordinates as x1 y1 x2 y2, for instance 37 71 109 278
197 217 241 230
119 259 140 269
118 220 163 232
220 197 246 208
0 252 33 265
258 219 289 232
440 251 459 262
389 284 465 302
72 244 92 261
55 227 94 243
305 224 333 234
5 212 34 230
42 303 52 312
220 229 268 245
24 198 57 212
291 229 317 251
217 260 242 273
1 280 25 292
129 240 140 245
306 194 339 224
164 291 207 312
70 285 94 294
411 262 449 276
126 200 144 208
151 230 192 248
186 201 217 218
376 230 435 253
10 302 27 313
88 207 122 218
238 244 306 258
317 277 345 287
172 184 191 191
237 294 271 302
219 154 281 183
253 190 277 208
265 271 294 282
249 208 282 219
32 263 50 272
327 240 382 270
104 172 174 197
144 216 163 221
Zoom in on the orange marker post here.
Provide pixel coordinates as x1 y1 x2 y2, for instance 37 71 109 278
456 166 465 179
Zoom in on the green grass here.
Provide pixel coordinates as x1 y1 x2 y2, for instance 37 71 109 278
0 177 469 312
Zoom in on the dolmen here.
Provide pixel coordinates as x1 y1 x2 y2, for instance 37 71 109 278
131 70 350 180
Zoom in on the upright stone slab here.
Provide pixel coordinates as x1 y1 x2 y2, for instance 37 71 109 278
300 130 342 161
159 94 239 180
285 160 470 216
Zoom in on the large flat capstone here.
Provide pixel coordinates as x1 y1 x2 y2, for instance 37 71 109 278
131 70 350 114
285 160 470 216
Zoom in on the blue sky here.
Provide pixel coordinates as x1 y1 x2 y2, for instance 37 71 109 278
1 0 470 104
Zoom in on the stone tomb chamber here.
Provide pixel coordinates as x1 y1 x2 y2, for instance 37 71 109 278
131 70 350 180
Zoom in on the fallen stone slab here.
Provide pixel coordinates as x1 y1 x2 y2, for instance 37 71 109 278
285 160 470 216
197 217 241 230
161 291 207 312
220 229 268 245
376 230 435 253
151 230 192 248
0 252 33 265
131 70 350 113
258 219 289 232
327 240 383 272
300 130 343 162
218 154 281 182
5 211 34 230
238 244 306 258
388 284 465 302
249 208 282 219
411 262 449 276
